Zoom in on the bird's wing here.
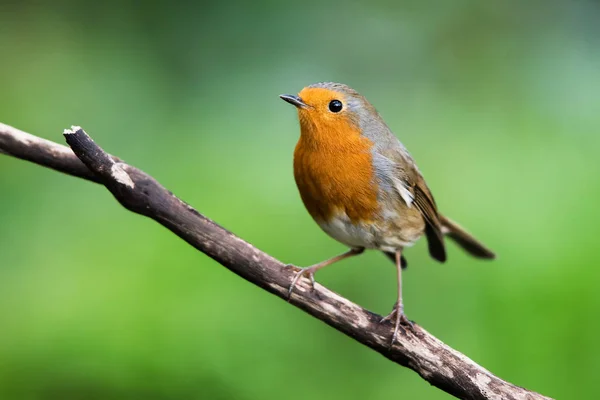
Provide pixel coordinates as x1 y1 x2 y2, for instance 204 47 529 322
411 176 446 262
373 147 447 262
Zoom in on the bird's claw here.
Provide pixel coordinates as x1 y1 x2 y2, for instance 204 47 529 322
381 302 415 346
380 300 399 323
286 265 317 300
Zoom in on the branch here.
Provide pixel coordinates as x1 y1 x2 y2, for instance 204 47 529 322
0 122 551 400
0 122 122 183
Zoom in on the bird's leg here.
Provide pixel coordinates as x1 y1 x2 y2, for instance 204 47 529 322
381 250 414 345
287 248 364 298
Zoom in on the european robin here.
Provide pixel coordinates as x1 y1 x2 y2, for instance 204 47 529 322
280 82 495 343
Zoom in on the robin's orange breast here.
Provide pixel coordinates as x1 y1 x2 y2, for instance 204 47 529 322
293 128 379 225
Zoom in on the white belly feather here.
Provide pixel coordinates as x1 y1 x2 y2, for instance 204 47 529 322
317 210 417 252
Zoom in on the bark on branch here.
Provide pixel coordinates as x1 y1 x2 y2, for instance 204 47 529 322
0 122 551 400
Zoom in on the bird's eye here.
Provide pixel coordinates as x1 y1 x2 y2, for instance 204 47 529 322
328 100 343 113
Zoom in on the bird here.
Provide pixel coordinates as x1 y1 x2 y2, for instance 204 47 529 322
280 82 495 344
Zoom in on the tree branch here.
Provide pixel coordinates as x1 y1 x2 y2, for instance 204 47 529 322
0 122 551 400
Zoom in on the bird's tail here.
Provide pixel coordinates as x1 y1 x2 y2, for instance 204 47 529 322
439 215 496 259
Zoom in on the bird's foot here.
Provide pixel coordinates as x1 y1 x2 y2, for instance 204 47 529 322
285 265 318 300
381 302 415 346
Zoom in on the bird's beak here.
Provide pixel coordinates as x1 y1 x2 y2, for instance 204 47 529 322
279 94 309 109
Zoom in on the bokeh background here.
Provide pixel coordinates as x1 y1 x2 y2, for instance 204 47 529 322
1 1 599 399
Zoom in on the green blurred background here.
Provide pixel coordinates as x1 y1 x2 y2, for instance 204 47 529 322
1 1 599 399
